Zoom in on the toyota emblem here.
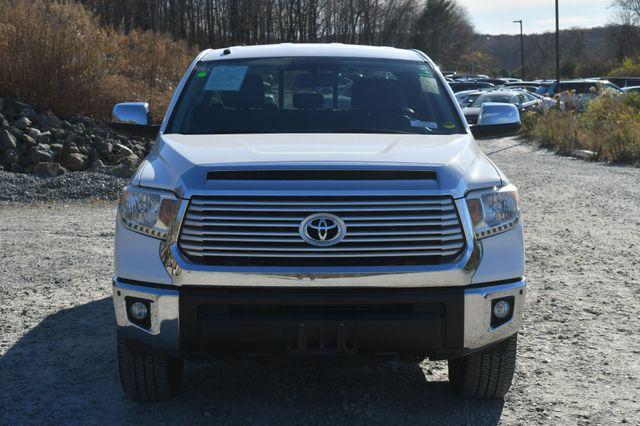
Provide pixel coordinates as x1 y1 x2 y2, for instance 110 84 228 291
299 213 347 247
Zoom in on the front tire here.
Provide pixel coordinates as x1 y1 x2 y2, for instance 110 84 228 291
448 333 518 399
117 334 183 401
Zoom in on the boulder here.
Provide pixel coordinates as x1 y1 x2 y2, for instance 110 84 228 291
111 143 135 161
63 142 80 154
19 108 37 120
50 128 67 141
73 123 86 134
33 161 63 177
37 110 62 128
30 145 55 163
59 152 89 171
6 126 22 138
572 149 597 160
94 139 113 156
13 116 31 130
36 131 51 144
0 129 17 151
50 143 63 152
24 127 41 139
90 159 105 170
0 112 8 128
107 161 138 178
64 133 85 146
20 134 37 150
1 148 20 166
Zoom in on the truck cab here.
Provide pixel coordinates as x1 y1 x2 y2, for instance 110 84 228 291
111 44 525 401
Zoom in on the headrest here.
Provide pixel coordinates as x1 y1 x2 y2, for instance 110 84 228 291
222 74 265 109
293 92 324 109
351 77 406 112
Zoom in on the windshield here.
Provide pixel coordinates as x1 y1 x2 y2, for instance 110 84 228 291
469 94 512 107
167 57 464 135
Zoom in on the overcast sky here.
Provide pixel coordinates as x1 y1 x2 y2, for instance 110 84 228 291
458 0 612 35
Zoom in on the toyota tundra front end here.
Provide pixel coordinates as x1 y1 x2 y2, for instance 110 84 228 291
110 44 526 401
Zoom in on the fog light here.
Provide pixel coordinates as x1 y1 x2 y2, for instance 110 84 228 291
493 300 511 319
130 301 148 320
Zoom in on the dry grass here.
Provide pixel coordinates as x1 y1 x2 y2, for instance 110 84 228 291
521 93 640 165
0 0 196 121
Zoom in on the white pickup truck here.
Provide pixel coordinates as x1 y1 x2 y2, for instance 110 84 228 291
111 43 525 401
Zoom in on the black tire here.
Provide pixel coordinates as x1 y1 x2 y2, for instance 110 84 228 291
117 334 183 401
448 333 518 399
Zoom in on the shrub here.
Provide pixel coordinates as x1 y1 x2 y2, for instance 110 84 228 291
0 0 195 121
580 93 640 163
608 57 640 78
521 93 640 165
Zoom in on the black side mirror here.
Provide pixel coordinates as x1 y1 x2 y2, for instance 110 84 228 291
470 103 521 139
109 102 160 139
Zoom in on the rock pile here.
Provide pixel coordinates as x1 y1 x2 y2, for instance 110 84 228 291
0 97 151 177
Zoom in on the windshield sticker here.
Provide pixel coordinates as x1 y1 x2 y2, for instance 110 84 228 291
411 119 438 129
418 65 433 77
197 71 208 78
204 65 248 91
443 122 456 129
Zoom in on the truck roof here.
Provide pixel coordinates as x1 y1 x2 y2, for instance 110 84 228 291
200 43 425 62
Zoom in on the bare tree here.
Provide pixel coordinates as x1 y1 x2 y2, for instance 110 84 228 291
411 0 474 68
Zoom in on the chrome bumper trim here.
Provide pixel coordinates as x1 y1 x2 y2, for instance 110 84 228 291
112 279 180 353
113 277 525 355
463 279 526 349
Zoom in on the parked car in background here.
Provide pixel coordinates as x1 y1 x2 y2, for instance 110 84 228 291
621 86 640 93
499 78 522 83
462 90 541 124
448 81 495 93
454 90 485 108
529 91 564 111
602 76 640 88
476 78 511 86
503 81 542 89
450 73 489 80
504 84 540 93
536 79 623 97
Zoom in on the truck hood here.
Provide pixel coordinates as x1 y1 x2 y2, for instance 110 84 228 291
134 133 504 198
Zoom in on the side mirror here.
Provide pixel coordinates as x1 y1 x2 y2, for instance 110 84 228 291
470 102 521 139
109 102 160 139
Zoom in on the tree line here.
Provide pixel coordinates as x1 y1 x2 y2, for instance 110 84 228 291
79 0 474 70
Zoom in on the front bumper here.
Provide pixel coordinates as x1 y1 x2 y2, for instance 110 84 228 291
113 277 526 359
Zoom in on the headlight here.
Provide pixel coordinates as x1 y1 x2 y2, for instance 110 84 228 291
465 184 520 239
118 186 180 239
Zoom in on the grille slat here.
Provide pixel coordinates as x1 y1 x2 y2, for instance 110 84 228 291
180 242 465 252
183 219 460 228
190 198 452 207
180 234 463 244
182 249 462 258
188 205 455 213
178 195 466 266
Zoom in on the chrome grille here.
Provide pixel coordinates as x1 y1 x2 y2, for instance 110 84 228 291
178 195 466 266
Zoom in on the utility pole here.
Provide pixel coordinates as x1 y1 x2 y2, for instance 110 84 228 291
513 20 524 80
555 0 560 89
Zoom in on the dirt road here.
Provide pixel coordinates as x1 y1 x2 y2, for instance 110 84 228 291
1 137 639 424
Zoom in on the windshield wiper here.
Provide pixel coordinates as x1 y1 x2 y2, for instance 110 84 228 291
198 128 434 135
332 128 420 134
209 129 281 134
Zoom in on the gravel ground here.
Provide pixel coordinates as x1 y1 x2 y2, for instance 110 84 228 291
0 137 639 424
0 170 126 203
